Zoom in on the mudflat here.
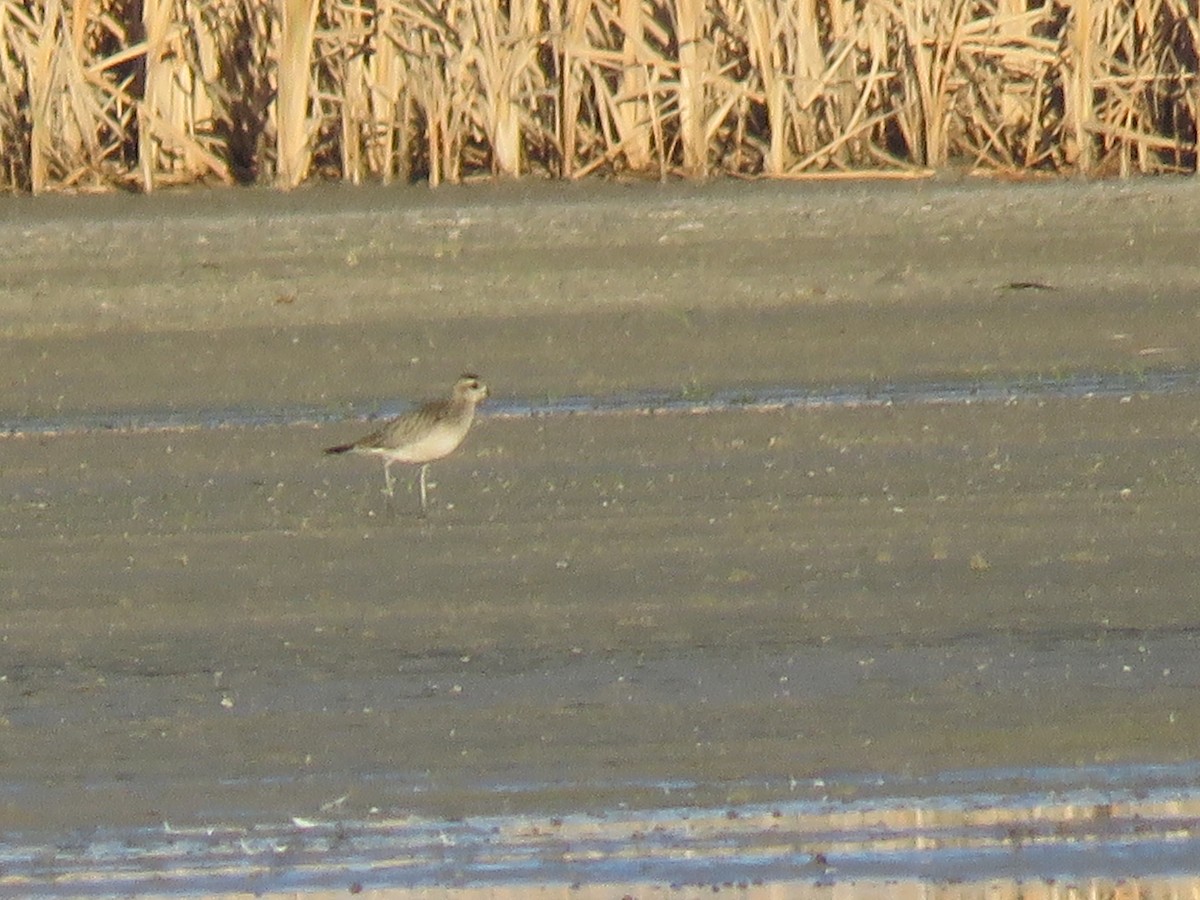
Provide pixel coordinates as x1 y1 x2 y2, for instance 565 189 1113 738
3 177 1200 838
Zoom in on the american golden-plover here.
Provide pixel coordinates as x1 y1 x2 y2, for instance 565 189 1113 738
325 374 489 513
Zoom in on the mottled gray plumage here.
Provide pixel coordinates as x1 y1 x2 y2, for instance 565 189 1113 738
326 374 489 513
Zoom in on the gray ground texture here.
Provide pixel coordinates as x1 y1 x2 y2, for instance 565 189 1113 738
2 178 1200 883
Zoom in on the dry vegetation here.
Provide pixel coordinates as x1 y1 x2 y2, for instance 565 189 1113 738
0 0 1195 192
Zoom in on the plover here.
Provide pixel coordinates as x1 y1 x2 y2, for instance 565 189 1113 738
325 374 489 513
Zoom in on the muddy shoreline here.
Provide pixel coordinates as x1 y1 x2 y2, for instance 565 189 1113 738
3 178 1200 887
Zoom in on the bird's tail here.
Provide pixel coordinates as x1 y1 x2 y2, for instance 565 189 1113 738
324 443 354 455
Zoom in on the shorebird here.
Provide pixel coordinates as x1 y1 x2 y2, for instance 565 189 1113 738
325 374 489 513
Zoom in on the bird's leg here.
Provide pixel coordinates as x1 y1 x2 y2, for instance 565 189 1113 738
382 460 396 497
418 463 430 514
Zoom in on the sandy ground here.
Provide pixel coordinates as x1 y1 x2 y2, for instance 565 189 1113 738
4 177 1200 888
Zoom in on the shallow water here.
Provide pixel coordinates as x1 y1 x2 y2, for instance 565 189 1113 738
5 367 1198 436
6 763 1200 896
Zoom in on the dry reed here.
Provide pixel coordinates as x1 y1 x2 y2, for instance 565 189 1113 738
0 0 1195 192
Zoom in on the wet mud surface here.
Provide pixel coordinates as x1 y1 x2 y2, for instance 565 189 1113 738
3 178 1200 888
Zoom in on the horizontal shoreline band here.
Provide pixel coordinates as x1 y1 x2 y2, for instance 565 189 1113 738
2 368 1198 439
7 761 1200 894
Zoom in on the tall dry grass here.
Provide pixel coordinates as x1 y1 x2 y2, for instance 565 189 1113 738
0 0 1195 192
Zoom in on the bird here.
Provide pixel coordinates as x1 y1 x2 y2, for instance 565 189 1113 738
325 374 489 514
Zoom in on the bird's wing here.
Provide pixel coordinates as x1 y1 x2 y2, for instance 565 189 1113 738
351 425 391 449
